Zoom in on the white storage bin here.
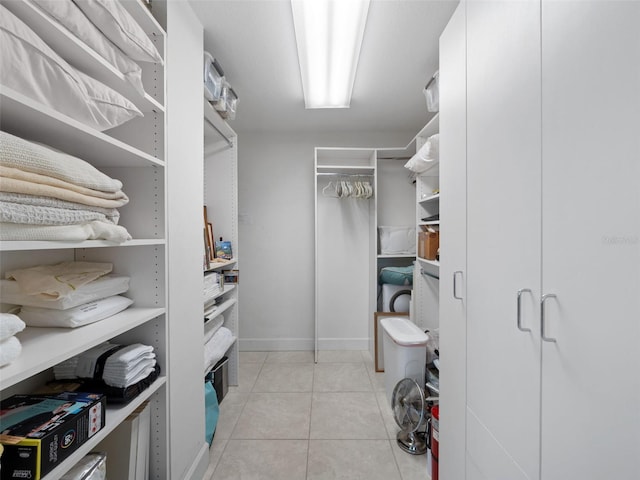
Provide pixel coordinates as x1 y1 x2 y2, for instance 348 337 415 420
379 226 416 255
423 71 439 112
381 317 428 405
204 51 224 102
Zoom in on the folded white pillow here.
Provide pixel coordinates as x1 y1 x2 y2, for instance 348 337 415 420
0 336 22 367
73 0 163 64
404 134 440 173
0 313 26 341
32 0 145 96
0 275 130 310
19 295 133 328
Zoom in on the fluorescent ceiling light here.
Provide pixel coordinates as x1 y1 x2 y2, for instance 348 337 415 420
291 0 371 109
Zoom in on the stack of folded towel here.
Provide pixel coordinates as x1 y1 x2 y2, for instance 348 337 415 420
0 313 26 367
204 272 222 307
52 341 159 403
0 130 132 242
0 261 132 328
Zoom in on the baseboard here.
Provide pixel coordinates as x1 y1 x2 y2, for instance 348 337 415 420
183 442 209 480
239 338 314 351
238 338 370 351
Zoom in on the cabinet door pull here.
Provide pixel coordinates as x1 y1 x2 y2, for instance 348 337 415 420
541 293 558 343
453 271 463 300
517 288 532 332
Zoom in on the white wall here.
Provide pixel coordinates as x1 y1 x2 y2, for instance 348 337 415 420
238 131 413 351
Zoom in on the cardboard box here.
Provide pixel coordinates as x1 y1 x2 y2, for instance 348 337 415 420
418 231 440 261
0 392 106 480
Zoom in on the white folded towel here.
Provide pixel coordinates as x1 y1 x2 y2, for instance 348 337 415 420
103 364 157 388
0 336 22 367
0 313 26 341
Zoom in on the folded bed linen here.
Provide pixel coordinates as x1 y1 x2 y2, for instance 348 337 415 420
0 219 131 242
103 362 156 388
19 295 133 328
0 274 130 309
0 166 128 201
0 313 26 341
0 192 120 223
204 326 235 374
0 131 123 192
0 177 129 209
0 200 116 225
31 0 146 97
204 316 224 344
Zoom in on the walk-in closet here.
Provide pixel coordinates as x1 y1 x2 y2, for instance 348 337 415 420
1 1 638 480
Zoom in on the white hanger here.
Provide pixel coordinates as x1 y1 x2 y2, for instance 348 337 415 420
322 181 339 198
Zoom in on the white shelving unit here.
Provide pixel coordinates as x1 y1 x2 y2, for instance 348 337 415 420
0 1 169 477
203 99 240 387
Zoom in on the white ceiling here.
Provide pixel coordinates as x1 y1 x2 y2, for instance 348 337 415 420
188 0 458 135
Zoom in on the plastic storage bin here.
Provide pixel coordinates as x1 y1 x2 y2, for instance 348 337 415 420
380 317 428 405
203 51 224 102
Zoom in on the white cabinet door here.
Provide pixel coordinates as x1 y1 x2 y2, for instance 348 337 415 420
438 3 467 479
541 2 640 478
465 1 542 478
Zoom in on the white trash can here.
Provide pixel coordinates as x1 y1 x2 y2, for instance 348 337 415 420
380 316 429 406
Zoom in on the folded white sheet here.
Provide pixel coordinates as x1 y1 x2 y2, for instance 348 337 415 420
19 295 133 328
0 336 22 367
6 261 112 297
0 200 115 226
0 192 120 224
103 343 154 368
0 220 132 242
103 363 156 388
0 275 130 310
0 313 26 341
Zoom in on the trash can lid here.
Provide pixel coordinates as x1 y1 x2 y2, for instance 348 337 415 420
380 317 429 346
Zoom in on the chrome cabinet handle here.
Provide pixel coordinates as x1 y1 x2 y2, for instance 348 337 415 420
517 288 532 332
453 271 463 300
541 293 557 343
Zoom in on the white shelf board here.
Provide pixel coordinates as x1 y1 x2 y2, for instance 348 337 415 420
419 221 440 226
203 284 236 306
419 193 440 204
204 258 238 272
0 239 166 253
3 0 164 114
414 113 440 140
40 376 166 480
377 254 416 259
417 257 440 268
316 165 375 176
0 87 164 168
204 297 237 325
204 98 235 145
120 0 166 38
0 307 165 390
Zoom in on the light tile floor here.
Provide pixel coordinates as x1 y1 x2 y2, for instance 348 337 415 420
204 350 429 480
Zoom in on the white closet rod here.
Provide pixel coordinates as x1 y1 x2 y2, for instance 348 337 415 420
204 117 233 148
316 173 373 177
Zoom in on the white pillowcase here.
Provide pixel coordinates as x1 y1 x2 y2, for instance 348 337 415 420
31 0 145 96
19 295 133 328
73 0 163 64
0 313 26 341
0 4 142 131
405 134 440 173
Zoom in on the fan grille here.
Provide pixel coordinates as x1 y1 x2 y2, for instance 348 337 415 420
391 378 426 432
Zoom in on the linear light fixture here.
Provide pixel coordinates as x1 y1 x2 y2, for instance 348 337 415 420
291 0 371 109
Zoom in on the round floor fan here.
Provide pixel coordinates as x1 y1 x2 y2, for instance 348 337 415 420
391 377 428 455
